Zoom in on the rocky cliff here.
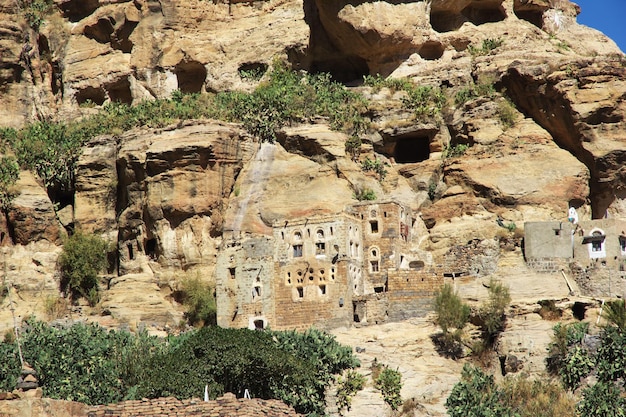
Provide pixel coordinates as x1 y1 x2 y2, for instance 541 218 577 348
0 0 625 414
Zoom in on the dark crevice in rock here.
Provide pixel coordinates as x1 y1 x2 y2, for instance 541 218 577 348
430 11 466 33
112 20 138 53
75 86 106 105
419 41 445 60
461 3 506 26
175 60 207 93
84 18 115 44
58 0 100 22
376 129 438 163
106 77 133 104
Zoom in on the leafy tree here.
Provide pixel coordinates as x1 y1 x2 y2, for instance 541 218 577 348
178 276 216 327
58 231 109 305
560 346 594 390
433 283 470 358
480 278 511 345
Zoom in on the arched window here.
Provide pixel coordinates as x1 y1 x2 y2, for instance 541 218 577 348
369 246 380 273
316 229 325 255
586 228 606 259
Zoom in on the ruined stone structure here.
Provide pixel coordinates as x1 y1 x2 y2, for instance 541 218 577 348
216 201 443 330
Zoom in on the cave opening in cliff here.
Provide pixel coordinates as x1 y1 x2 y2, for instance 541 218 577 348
461 4 507 26
145 238 157 260
572 302 586 320
238 62 268 80
419 41 445 60
394 136 431 163
513 9 544 28
112 20 138 53
107 77 133 104
60 0 100 22
430 11 465 33
175 61 207 94
309 56 369 84
75 86 106 106
83 18 115 44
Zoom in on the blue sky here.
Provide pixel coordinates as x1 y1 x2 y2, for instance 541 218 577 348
574 0 625 53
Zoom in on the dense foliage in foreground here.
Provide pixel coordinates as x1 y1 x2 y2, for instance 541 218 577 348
446 301 626 417
0 319 358 416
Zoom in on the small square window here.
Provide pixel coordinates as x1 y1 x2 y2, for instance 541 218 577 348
370 221 379 233
297 287 304 298
319 285 326 295
253 286 261 298
229 267 236 279
370 260 379 272
293 244 303 257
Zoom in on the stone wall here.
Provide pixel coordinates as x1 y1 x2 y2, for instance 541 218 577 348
525 257 571 273
387 268 443 321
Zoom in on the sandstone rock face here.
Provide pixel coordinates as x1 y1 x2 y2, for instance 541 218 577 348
0 1 625 413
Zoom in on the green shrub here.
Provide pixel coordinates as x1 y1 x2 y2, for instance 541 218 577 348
178 276 216 327
468 38 503 56
578 382 626 417
560 346 594 390
433 283 470 358
602 299 626 331
336 370 365 416
446 364 515 417
595 326 626 383
0 156 19 211
345 135 362 161
19 0 54 30
497 99 518 129
479 278 510 345
361 157 388 180
374 366 402 411
454 79 496 106
354 187 376 201
58 232 109 305
401 85 446 119
443 143 469 159
363 74 413 93
545 322 589 375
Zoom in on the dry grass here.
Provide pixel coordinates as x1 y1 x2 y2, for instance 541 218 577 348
500 374 577 417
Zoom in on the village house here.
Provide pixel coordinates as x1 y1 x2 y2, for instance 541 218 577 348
215 201 443 330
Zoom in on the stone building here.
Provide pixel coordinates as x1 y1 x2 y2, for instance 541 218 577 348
525 219 626 271
525 218 626 297
215 201 442 330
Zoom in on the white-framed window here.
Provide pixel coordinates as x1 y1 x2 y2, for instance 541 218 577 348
586 228 606 259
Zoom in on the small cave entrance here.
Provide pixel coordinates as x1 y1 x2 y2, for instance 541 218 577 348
237 62 268 81
310 55 369 84
175 61 207 94
145 238 157 260
430 11 465 33
419 41 445 60
59 0 100 22
461 4 507 26
394 135 432 163
75 86 106 105
106 77 132 104
572 302 587 321
84 18 115 44
514 9 544 28
111 20 138 53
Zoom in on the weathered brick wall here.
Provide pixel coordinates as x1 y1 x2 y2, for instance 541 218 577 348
0 394 302 417
386 268 442 321
443 239 499 277
86 394 302 417
272 260 353 330
526 257 570 273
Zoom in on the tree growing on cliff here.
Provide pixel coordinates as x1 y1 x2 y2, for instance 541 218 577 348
58 231 109 306
433 283 470 358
